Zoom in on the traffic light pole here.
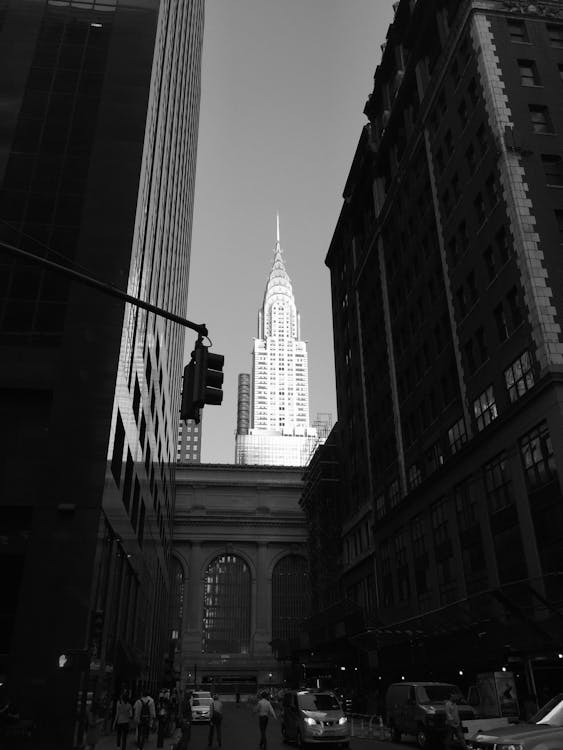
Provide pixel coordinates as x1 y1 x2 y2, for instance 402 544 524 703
0 238 208 337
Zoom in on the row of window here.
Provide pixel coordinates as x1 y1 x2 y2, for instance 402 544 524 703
378 420 557 605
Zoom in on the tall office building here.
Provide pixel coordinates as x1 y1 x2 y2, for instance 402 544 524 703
177 418 202 463
235 218 317 466
323 0 563 691
0 1 204 745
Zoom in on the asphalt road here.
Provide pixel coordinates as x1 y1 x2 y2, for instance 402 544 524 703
96 703 410 750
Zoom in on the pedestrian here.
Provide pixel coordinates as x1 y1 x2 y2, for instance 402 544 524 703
236 689 241 708
156 694 170 748
207 693 223 747
85 700 105 750
114 690 133 750
445 691 467 750
133 689 156 750
254 690 277 749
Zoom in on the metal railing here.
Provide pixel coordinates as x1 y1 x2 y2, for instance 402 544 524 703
346 713 391 740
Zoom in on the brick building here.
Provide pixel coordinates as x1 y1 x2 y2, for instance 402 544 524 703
325 0 563 697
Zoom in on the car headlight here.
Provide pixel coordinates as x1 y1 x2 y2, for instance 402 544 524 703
496 745 524 750
338 717 348 725
304 717 317 726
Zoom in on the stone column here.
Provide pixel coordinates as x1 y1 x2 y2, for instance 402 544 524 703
181 542 206 683
253 542 272 656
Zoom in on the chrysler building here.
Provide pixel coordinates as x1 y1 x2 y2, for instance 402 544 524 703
235 217 317 466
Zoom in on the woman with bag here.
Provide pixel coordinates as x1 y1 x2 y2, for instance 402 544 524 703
113 690 133 750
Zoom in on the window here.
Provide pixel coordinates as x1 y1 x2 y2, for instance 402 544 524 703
529 105 553 134
375 493 386 520
388 478 401 508
445 129 453 156
202 554 251 653
458 99 468 129
485 174 499 209
476 326 488 364
474 192 486 225
455 478 477 531
542 154 563 186
504 350 535 403
518 59 540 86
547 24 563 48
466 143 476 174
494 303 508 342
468 78 478 106
519 422 556 491
272 556 310 642
484 452 513 514
431 498 449 546
473 385 498 431
408 463 423 490
495 226 511 264
483 245 496 280
476 123 488 156
508 19 528 43
427 440 444 471
507 286 523 328
448 417 467 454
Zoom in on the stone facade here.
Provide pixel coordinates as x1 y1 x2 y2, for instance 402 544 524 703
173 463 307 688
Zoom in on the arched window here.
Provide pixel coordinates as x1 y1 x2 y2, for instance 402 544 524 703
202 554 251 654
272 555 310 642
170 557 184 640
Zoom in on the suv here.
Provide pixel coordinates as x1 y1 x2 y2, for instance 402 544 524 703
386 681 476 748
466 693 563 749
281 689 349 748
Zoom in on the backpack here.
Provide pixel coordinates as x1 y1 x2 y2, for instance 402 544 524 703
140 698 151 725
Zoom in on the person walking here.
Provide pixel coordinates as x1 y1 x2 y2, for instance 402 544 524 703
445 691 467 750
207 694 223 747
114 690 133 750
134 690 156 749
84 700 105 750
156 694 170 748
254 691 277 749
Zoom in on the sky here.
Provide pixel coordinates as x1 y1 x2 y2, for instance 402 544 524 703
186 0 395 464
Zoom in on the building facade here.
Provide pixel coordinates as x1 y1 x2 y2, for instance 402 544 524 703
0 1 203 745
235 218 317 466
173 464 309 691
325 0 563 697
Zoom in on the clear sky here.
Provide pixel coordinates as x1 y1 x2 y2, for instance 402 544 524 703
186 0 395 464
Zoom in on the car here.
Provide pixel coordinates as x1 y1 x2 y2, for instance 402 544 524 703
385 681 477 749
466 693 563 749
281 689 349 748
190 692 213 723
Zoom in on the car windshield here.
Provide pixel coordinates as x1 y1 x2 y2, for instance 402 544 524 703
416 685 462 703
298 693 341 711
192 698 212 707
531 694 563 727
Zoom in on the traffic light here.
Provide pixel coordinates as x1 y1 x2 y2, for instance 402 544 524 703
180 340 224 424
58 649 90 671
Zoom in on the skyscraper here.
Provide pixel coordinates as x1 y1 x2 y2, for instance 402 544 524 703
324 0 563 684
235 217 317 466
0 1 204 745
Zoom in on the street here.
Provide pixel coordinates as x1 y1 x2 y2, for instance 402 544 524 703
95 702 408 750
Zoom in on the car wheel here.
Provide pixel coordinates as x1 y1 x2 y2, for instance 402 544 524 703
296 729 306 748
390 724 401 743
416 727 429 748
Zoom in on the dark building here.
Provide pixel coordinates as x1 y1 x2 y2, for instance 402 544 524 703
0 1 203 746
325 0 563 698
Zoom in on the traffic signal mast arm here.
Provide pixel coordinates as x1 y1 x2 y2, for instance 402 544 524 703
0 238 208 337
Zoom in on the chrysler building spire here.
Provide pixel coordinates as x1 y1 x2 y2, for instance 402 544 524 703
235 217 317 466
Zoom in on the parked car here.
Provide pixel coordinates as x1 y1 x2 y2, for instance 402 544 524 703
385 681 476 748
190 692 213 723
466 692 563 749
281 689 349 748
